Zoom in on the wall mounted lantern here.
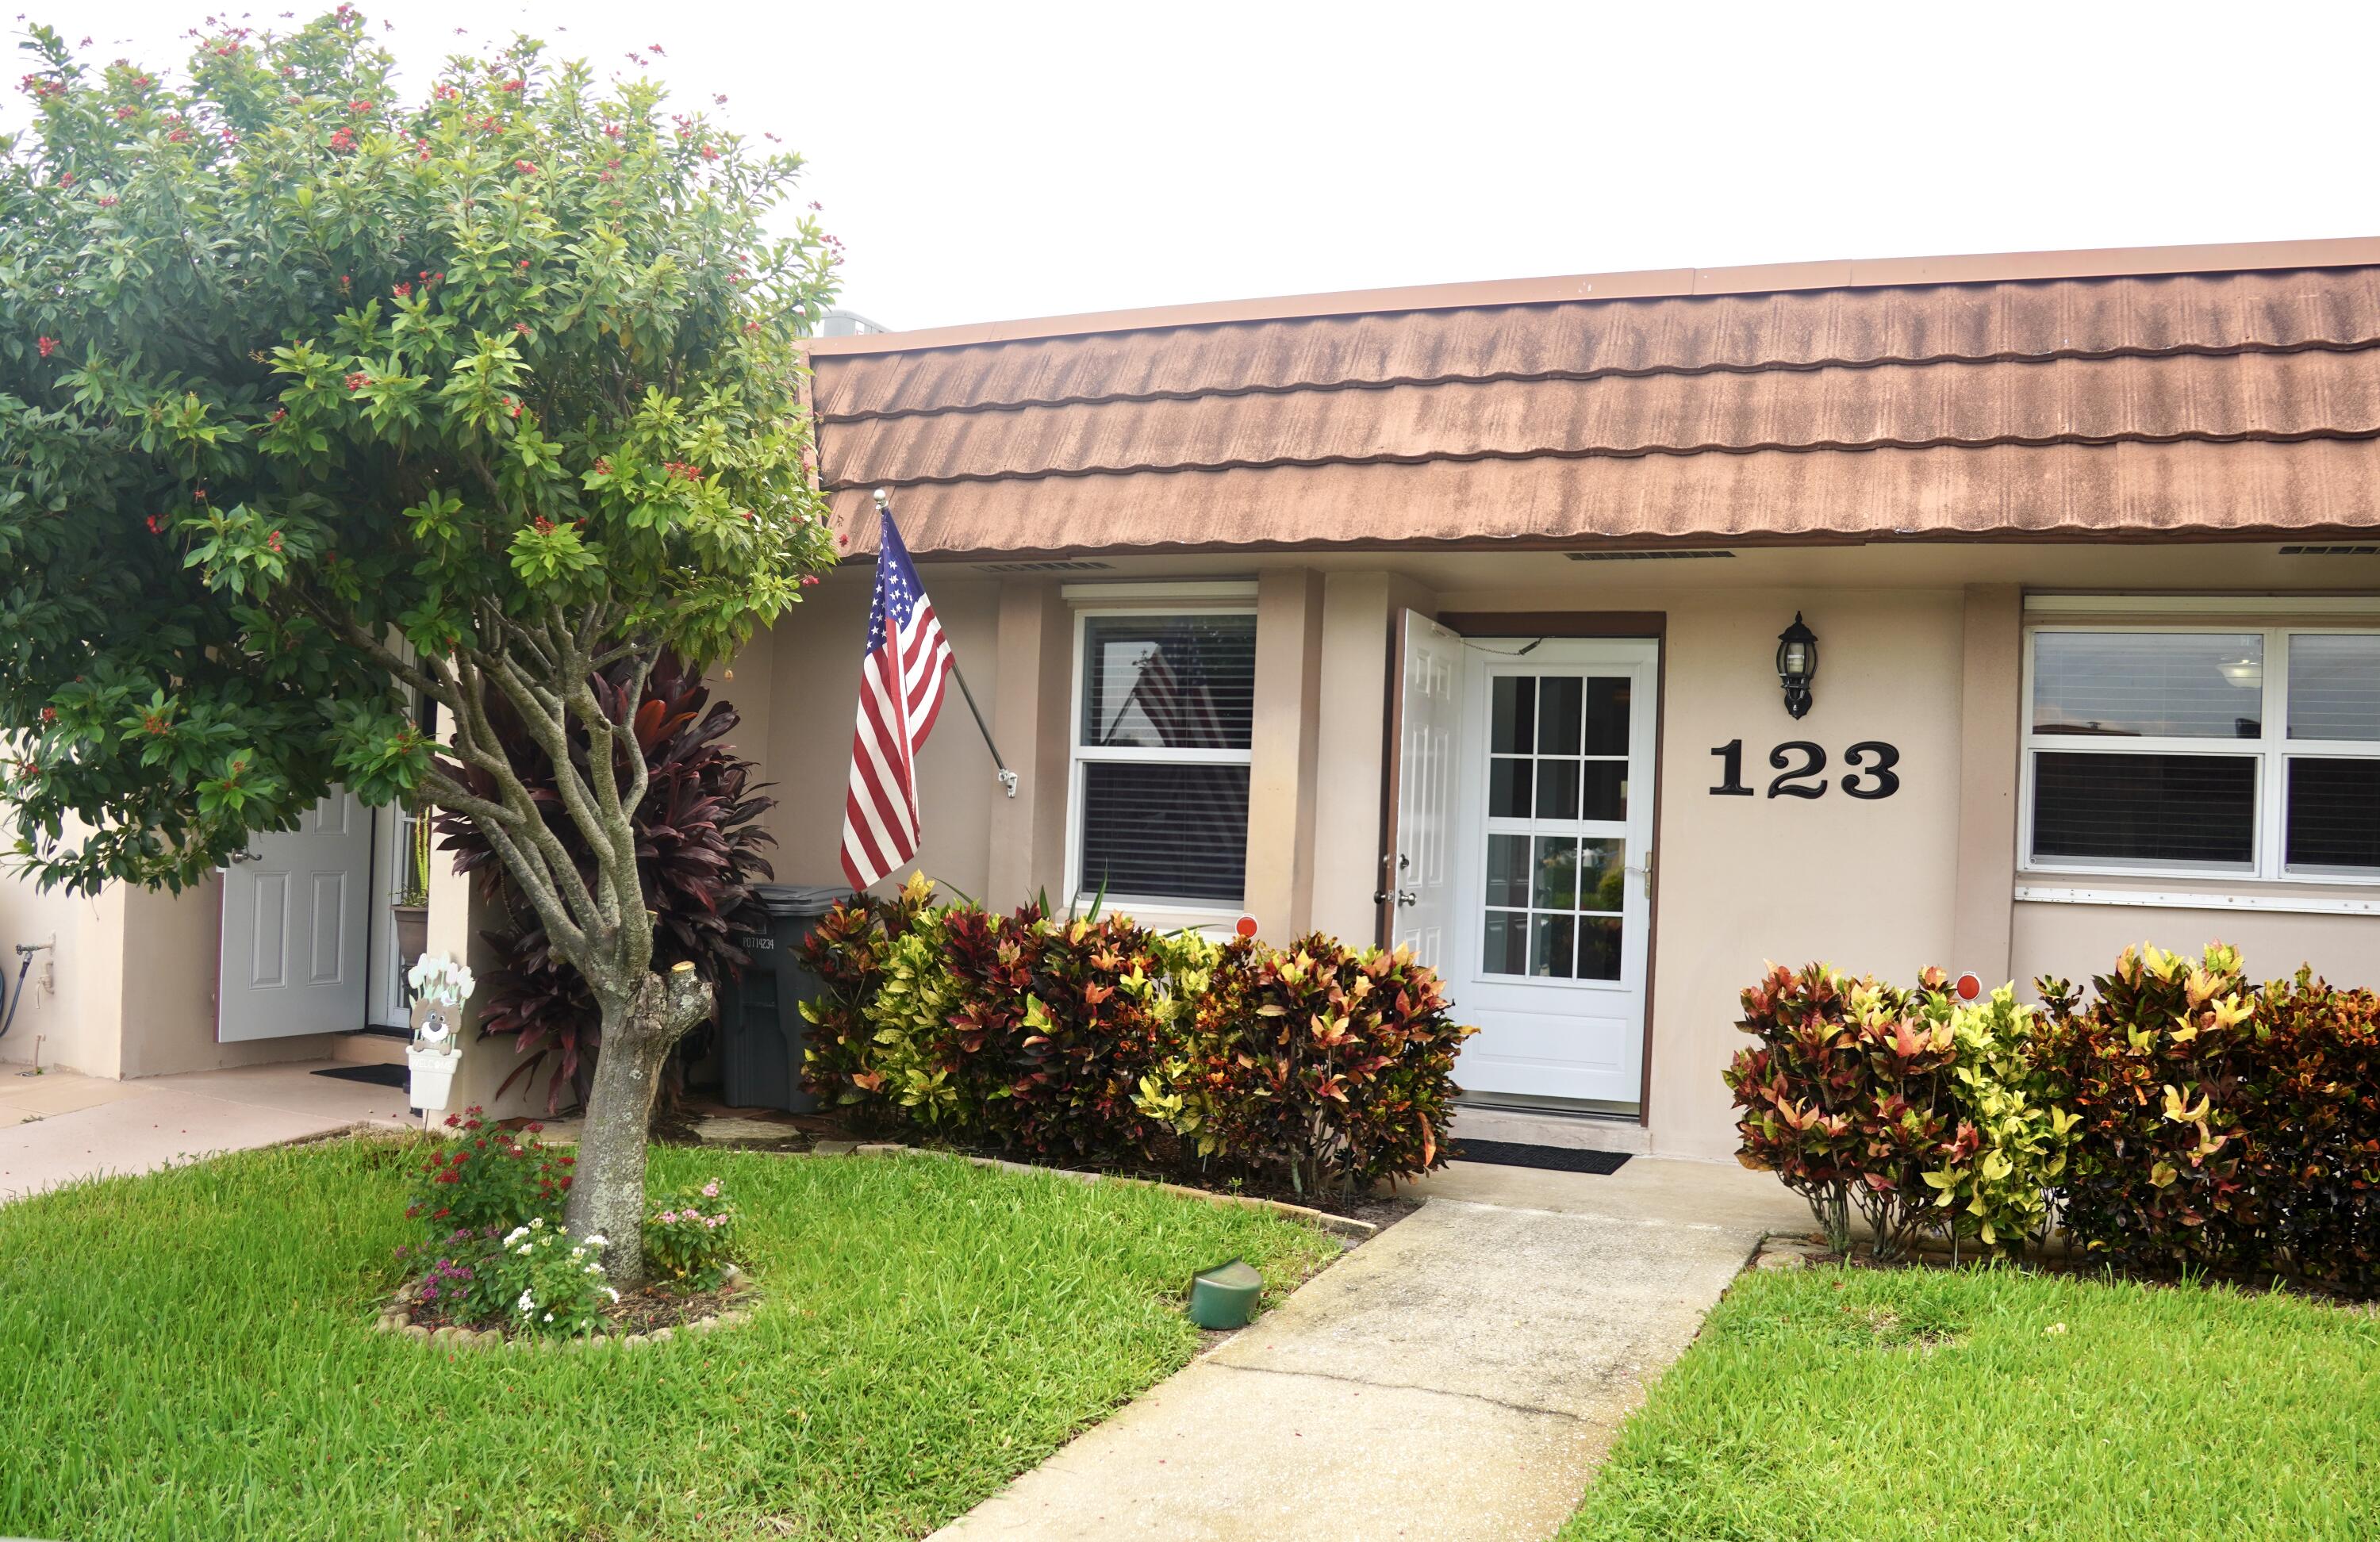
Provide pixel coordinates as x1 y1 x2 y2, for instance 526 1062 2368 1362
1776 612 1818 719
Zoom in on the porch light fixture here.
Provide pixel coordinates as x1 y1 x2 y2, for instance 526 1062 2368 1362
1776 612 1818 719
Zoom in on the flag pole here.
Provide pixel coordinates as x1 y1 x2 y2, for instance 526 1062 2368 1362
875 489 1018 800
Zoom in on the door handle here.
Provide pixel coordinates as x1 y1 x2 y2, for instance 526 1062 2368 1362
229 848 261 865
1625 857 1653 897
1395 889 1418 907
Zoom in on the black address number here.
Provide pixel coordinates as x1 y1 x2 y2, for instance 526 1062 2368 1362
1710 739 1901 800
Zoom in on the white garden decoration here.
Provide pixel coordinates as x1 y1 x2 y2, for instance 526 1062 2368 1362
405 953 476 1118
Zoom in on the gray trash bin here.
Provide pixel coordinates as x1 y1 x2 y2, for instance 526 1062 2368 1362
719 883 848 1113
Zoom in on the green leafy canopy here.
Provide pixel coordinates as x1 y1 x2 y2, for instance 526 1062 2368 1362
0 10 839 894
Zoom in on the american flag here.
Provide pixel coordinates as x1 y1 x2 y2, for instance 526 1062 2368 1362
838 510 954 890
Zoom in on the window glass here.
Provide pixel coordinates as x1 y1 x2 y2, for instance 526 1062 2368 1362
2286 758 2380 873
2031 751 2255 867
2032 632 2263 739
1482 838 1627 980
1080 615 1256 750
2287 635 2380 742
1077 762 1250 903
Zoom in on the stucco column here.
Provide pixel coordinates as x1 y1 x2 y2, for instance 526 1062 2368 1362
1244 569 1325 937
1950 585 2023 985
987 580 1073 911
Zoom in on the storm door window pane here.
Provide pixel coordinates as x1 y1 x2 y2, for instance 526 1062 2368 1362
1576 918 1623 980
1530 915 1576 979
1488 758 1534 819
1491 677 1535 754
2288 636 2380 742
1537 677 1583 755
2030 752 2255 867
1484 834 1531 907
2286 758 2380 873
1081 616 1257 750
1078 763 1251 903
2031 633 2264 739
1583 679 1630 756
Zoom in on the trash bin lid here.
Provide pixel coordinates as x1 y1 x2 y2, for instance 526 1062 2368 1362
750 883 852 918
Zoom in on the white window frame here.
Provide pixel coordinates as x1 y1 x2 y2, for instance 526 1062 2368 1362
1065 604 1257 919
2018 623 2380 886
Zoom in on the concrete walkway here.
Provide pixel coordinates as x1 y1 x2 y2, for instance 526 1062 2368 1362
0 1061 415 1202
934 1155 1809 1542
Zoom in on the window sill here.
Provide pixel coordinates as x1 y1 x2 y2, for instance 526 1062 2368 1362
2013 883 2380 918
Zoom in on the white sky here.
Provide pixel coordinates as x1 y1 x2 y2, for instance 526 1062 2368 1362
40 1 2380 332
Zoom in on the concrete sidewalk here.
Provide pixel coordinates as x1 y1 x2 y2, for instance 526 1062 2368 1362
0 1061 415 1202
933 1156 1809 1542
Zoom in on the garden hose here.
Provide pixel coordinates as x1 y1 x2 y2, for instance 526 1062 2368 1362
0 944 41 1044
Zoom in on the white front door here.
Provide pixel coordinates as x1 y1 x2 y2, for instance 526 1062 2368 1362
218 790 373 1042
1451 639 1658 1108
1390 612 1464 970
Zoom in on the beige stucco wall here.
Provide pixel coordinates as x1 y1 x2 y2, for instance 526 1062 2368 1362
0 863 125 1078
115 877 346 1079
757 573 1002 903
2012 900 2380 996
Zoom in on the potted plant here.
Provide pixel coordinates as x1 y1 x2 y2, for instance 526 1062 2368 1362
406 953 475 1116
391 815 432 970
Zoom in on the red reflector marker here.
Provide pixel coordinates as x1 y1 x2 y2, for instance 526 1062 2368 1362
1955 972 1984 1002
1235 915 1259 939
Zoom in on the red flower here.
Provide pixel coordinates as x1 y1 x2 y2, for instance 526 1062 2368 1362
167 128 189 144
513 322 530 335
270 407 286 422
36 336 56 359
505 396 522 419
348 98 373 113
799 573 819 588
513 159 536 175
114 105 134 120
699 145 720 161
501 79 524 93
345 371 370 391
266 530 283 554
144 515 163 534
328 126 354 152
393 282 412 299
517 259 530 270
39 706 56 723
97 194 117 207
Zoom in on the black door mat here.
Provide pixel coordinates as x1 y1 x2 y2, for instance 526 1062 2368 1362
1453 1139 1631 1176
312 1062 407 1088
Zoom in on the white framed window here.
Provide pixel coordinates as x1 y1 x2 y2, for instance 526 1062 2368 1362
1067 607 1258 911
2020 626 2380 882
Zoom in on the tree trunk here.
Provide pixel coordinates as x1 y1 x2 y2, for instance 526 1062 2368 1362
566 965 712 1287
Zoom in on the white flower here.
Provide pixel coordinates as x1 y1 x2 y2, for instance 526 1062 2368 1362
528 1217 544 1229
583 1234 607 1248
584 1263 601 1275
517 1244 533 1256
516 1290 536 1314
603 1287 620 1303
543 1311 555 1323
502 1226 528 1245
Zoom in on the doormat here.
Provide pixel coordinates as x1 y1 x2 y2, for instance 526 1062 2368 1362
312 1063 406 1089
1452 1139 1630 1176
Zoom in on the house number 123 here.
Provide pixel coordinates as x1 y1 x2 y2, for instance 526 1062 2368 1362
1708 739 1900 800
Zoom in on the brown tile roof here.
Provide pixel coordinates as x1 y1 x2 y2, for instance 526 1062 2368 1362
808 239 2380 557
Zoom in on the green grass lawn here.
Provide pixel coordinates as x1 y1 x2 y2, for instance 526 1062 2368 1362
1563 1262 2380 1542
0 1139 1341 1541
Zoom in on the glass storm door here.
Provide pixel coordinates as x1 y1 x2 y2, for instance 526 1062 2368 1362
1452 640 1657 1109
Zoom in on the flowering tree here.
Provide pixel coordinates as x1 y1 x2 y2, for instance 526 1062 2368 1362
0 13 838 1283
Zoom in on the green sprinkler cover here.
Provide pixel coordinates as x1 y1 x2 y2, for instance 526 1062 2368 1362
1187 1258 1263 1329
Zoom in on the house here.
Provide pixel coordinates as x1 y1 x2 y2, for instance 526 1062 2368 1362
6 235 2378 1160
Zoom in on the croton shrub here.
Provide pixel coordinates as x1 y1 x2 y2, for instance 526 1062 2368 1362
1729 963 2070 1260
800 876 1473 1194
1734 943 2380 1291
2038 944 2380 1292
